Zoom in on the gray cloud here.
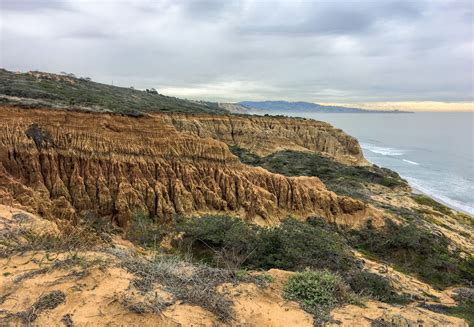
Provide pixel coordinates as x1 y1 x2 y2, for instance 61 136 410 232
0 0 472 102
1 0 73 12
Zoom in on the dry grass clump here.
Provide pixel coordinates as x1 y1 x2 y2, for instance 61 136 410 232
122 255 234 321
61 313 74 327
119 294 172 315
13 253 109 284
120 254 270 322
3 290 66 324
0 214 100 258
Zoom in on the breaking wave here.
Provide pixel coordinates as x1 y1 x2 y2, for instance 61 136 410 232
361 143 404 156
403 159 420 165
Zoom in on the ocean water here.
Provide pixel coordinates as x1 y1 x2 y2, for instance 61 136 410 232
256 111 474 216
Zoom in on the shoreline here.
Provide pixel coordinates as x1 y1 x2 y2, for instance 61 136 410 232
410 185 473 218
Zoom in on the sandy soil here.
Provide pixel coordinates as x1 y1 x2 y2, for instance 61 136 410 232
0 205 469 326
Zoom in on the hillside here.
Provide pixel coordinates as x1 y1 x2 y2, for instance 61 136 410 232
238 100 410 113
2 205 471 327
0 76 472 326
0 106 372 226
0 103 472 326
0 69 228 115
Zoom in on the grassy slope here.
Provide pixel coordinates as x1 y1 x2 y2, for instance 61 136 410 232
229 146 473 289
229 146 408 202
0 69 227 115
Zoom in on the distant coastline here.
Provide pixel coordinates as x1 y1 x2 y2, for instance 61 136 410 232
221 100 413 114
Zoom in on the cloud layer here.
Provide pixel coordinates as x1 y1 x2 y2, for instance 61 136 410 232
1 0 473 102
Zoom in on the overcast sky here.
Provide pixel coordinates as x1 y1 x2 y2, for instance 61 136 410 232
1 0 473 103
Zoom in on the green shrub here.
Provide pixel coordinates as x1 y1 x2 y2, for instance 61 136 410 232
176 215 254 250
350 219 473 288
176 215 356 272
176 215 257 268
381 176 406 188
229 148 408 201
444 288 474 325
247 218 355 272
126 212 165 249
284 270 356 325
346 271 409 304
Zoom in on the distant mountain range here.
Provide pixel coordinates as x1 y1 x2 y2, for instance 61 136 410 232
235 101 411 113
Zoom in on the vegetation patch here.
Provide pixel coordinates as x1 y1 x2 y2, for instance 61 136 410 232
176 215 356 272
119 294 171 315
346 270 409 304
419 288 474 325
3 290 66 324
350 219 474 288
0 212 105 258
0 69 227 115
229 147 408 201
13 253 109 284
121 254 268 322
284 270 359 326
446 288 474 325
174 215 408 307
125 211 165 249
412 195 452 215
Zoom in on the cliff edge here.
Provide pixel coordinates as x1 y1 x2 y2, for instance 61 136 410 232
0 106 374 228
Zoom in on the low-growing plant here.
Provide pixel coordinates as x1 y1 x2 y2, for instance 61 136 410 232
412 195 452 215
0 221 99 258
176 215 356 273
346 270 409 304
13 253 109 284
247 218 355 272
4 290 66 324
229 148 408 201
284 270 358 326
350 219 474 288
421 288 474 325
125 211 165 249
121 253 269 322
446 288 474 325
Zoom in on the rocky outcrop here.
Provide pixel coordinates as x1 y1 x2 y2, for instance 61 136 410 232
165 113 367 165
0 107 374 227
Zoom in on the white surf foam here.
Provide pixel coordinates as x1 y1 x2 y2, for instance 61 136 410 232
405 177 474 216
361 143 404 156
402 159 420 166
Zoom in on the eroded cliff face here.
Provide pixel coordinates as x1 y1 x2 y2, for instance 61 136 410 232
164 113 367 166
0 107 374 227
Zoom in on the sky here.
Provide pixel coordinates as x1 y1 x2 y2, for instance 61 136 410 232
1 0 473 107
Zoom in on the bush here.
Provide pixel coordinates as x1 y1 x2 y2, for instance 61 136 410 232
126 212 165 248
444 288 474 325
176 215 257 269
284 270 356 325
176 215 254 251
247 218 355 272
350 219 474 288
121 254 270 322
229 148 408 201
346 271 409 303
176 215 356 273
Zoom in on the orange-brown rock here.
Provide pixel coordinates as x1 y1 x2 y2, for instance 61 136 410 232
0 106 375 227
165 113 368 165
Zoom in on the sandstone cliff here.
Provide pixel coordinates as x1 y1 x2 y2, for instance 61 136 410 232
165 113 367 165
0 106 373 227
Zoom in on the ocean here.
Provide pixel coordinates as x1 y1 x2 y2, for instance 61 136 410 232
254 111 474 216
